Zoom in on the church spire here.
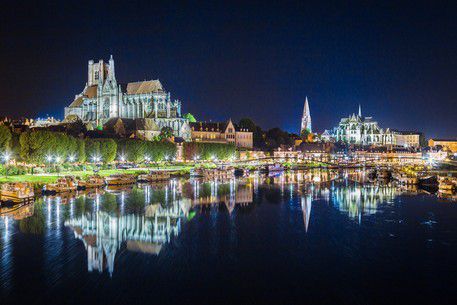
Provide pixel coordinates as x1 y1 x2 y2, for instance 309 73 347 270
300 96 312 134
358 104 362 117
108 55 116 81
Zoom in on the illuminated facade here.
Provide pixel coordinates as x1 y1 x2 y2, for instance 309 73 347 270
64 55 191 139
300 97 312 134
190 120 253 149
322 106 396 146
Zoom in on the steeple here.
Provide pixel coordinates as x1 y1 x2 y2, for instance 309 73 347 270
300 96 312 134
358 104 362 117
108 55 116 81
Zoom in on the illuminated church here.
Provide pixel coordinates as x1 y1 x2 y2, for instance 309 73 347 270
64 56 191 139
322 106 396 146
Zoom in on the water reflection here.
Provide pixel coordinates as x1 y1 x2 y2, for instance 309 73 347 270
0 171 432 278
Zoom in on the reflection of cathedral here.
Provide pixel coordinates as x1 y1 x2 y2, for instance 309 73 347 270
65 200 187 276
188 180 253 214
331 184 398 222
64 56 191 139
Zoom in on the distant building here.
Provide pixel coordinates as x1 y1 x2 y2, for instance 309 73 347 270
64 55 190 140
190 119 253 149
394 131 424 148
429 139 457 153
300 97 312 134
322 106 395 146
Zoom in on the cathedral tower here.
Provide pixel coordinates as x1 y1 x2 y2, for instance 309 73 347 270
300 97 312 134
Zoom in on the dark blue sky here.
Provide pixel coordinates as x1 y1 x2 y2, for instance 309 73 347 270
1 1 456 138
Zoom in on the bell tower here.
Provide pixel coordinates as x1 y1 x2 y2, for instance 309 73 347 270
300 97 312 134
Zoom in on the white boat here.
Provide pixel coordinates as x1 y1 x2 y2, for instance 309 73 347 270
268 164 284 172
105 174 136 185
43 176 77 193
78 175 105 188
1 182 34 203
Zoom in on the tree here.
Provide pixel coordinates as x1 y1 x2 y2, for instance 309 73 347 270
0 125 12 151
160 127 174 140
85 139 101 161
99 139 117 163
183 113 197 123
77 139 86 162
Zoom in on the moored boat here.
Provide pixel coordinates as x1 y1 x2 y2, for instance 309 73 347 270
43 176 78 193
1 182 34 203
137 171 171 182
438 177 455 192
78 175 105 189
268 163 284 173
105 174 136 185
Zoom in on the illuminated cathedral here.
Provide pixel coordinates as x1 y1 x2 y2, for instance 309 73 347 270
64 55 191 139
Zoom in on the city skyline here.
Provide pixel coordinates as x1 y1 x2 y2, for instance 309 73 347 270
1 2 456 138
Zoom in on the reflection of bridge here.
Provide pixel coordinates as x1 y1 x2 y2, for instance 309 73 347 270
65 200 187 276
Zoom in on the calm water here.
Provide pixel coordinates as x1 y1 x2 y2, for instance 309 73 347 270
1 171 457 305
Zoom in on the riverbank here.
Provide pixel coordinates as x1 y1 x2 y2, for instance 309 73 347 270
0 165 194 184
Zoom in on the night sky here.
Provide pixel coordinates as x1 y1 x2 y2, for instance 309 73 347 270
1 1 456 138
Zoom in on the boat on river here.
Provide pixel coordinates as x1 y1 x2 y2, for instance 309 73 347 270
78 175 105 189
105 174 136 185
268 164 284 173
1 182 34 203
438 177 455 193
137 171 171 182
43 176 78 193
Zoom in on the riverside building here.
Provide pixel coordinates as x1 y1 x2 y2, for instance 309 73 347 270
64 55 191 139
322 106 396 146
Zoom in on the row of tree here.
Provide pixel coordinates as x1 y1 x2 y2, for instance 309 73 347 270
14 130 178 164
183 142 236 161
1 128 237 164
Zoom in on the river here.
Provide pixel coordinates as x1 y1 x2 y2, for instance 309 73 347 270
1 170 456 304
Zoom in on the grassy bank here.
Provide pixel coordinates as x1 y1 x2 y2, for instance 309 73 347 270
0 166 194 184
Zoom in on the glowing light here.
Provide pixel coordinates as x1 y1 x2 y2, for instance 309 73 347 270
68 155 75 162
46 155 53 162
2 152 11 162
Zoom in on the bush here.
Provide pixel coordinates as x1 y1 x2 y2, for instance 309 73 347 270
183 142 236 161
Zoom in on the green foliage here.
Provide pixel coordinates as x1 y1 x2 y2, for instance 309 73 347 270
183 142 236 160
183 113 197 123
84 139 101 161
160 126 174 140
0 125 12 151
145 140 177 161
99 139 117 163
77 139 86 162
19 131 77 163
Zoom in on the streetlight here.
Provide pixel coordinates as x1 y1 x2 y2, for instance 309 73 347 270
68 155 75 163
2 152 11 178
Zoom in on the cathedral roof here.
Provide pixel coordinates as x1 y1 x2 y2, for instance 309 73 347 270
68 85 98 107
126 80 163 94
